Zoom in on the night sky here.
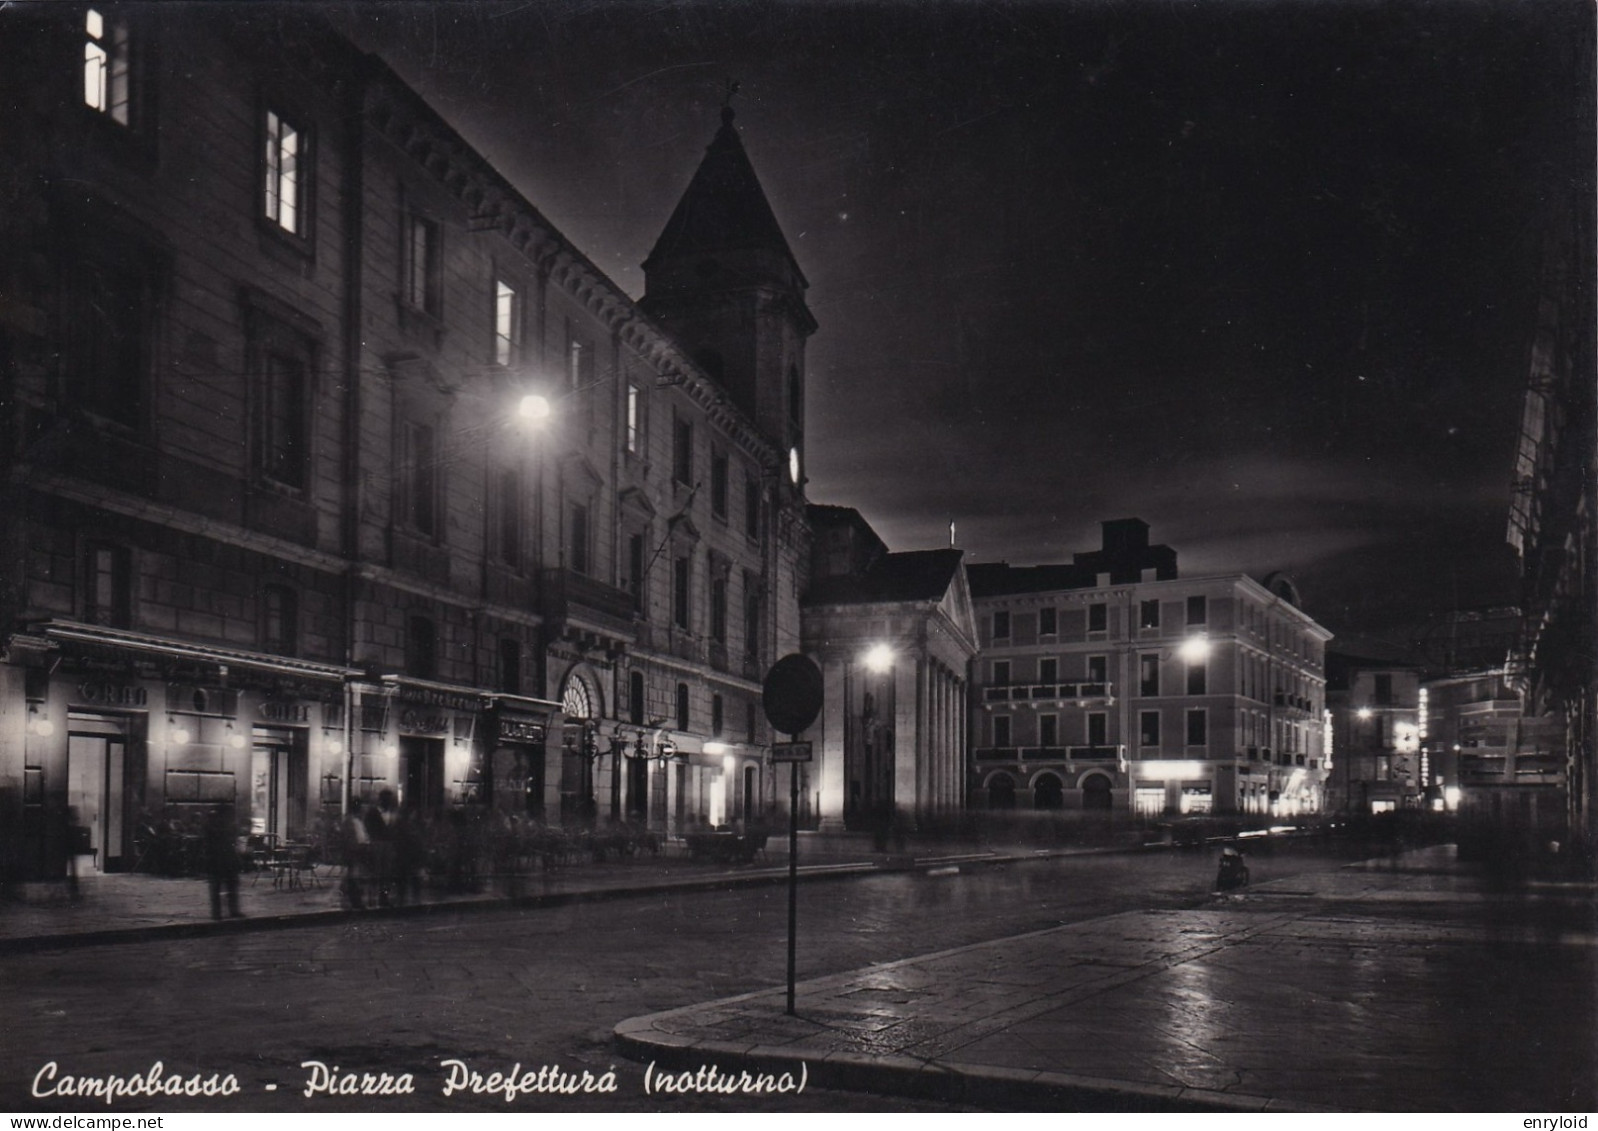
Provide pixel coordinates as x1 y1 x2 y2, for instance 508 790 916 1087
329 0 1592 641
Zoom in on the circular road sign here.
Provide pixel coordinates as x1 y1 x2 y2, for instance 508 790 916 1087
762 653 823 737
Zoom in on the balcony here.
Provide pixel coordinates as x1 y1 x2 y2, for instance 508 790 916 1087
982 682 1114 703
539 568 637 642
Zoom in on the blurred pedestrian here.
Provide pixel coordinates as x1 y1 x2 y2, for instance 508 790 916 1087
203 804 243 919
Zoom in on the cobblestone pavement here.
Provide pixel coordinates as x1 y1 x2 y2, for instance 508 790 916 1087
0 840 1370 1112
616 846 1598 1113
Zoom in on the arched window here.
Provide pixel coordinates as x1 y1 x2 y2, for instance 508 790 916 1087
562 675 594 721
988 773 1016 810
1033 773 1064 810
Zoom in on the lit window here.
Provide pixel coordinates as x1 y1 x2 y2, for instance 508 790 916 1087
264 111 304 235
405 215 438 313
494 280 520 366
84 8 130 124
626 383 640 453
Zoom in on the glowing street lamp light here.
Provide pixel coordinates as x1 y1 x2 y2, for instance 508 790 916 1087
517 393 552 425
862 643 894 673
1177 634 1212 664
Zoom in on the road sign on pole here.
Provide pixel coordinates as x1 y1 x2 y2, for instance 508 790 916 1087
770 741 813 763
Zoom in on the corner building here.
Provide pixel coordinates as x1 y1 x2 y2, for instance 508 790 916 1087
0 7 810 879
968 520 1333 818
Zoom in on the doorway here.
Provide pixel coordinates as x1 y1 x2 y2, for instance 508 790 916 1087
249 727 306 842
400 736 445 812
66 728 128 873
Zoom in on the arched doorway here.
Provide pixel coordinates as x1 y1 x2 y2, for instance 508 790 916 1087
987 772 1016 810
1033 773 1064 810
1081 773 1113 811
560 671 600 824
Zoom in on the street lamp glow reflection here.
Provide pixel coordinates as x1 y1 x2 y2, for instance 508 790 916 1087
1178 634 1211 663
518 393 552 424
863 643 894 673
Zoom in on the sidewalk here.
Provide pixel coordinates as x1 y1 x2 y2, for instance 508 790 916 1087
615 846 1598 1113
0 831 1086 954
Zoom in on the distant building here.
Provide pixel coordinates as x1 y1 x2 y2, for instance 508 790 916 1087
1325 655 1423 814
1423 670 1565 828
968 519 1333 818
801 507 977 831
0 8 810 879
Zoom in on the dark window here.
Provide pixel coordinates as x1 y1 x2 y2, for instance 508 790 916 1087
260 350 308 489
1140 600 1160 629
744 581 762 662
673 555 691 629
404 421 438 538
1186 595 1208 626
1140 654 1159 697
64 258 149 427
1039 607 1057 636
406 615 437 680
1088 603 1108 633
498 468 522 568
744 476 761 538
568 503 589 575
1039 714 1058 748
711 451 729 518
83 543 131 627
992 610 1010 640
672 416 693 484
1374 673 1394 706
1087 713 1107 747
261 585 297 653
629 671 645 725
712 694 724 738
498 638 521 694
264 109 307 237
1087 655 1107 683
1187 661 1207 696
1186 709 1207 747
1039 657 1058 684
676 682 690 731
625 533 645 611
993 715 1011 747
992 660 1011 686
1140 710 1160 747
710 576 728 643
404 214 439 314
746 700 757 744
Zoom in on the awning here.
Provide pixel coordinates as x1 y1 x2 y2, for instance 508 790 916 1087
12 620 362 683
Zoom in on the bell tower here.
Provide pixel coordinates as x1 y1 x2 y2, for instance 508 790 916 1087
641 104 817 491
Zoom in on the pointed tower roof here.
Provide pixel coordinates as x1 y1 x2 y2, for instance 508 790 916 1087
643 106 808 289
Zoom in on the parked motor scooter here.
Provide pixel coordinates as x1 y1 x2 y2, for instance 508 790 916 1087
1215 845 1250 891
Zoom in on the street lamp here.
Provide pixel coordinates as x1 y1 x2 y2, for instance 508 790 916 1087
863 643 894 673
1178 633 1212 664
517 392 552 425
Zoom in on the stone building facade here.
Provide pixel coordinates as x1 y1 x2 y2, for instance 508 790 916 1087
968 520 1333 818
0 7 809 878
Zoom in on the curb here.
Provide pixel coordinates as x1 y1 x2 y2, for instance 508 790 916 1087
0 846 1127 955
613 1015 1337 1113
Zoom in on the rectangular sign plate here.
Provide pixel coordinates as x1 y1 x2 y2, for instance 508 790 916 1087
770 741 813 763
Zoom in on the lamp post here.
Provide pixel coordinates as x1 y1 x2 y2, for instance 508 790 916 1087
623 726 678 829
